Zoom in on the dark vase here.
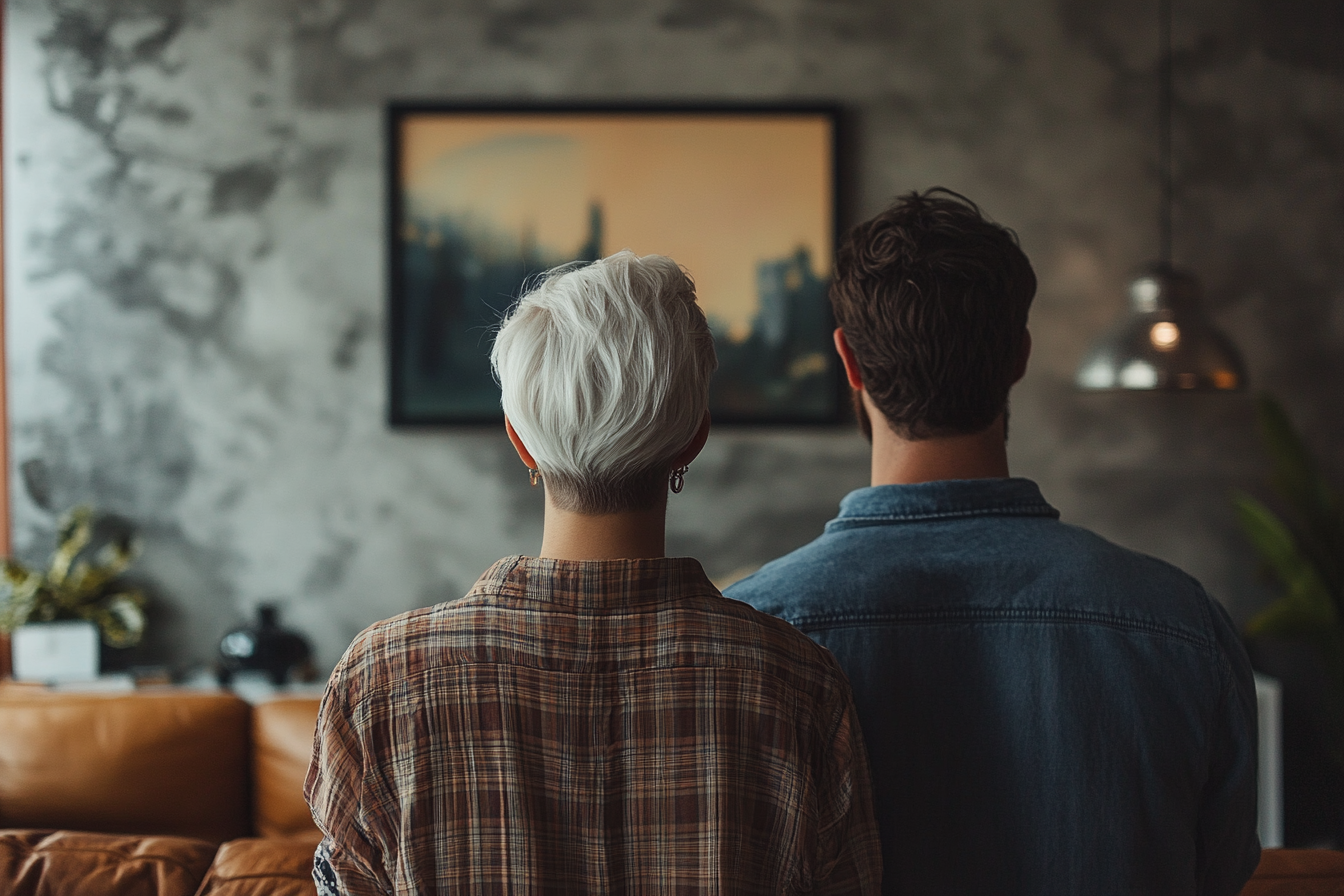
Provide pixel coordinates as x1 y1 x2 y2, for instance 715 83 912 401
99 641 136 674
217 604 314 686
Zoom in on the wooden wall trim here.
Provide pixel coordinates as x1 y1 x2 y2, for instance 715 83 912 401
1 3 10 560
0 6 10 678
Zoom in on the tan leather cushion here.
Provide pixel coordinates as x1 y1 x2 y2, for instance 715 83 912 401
195 837 318 896
0 829 217 896
1241 848 1344 896
252 698 322 839
0 691 251 843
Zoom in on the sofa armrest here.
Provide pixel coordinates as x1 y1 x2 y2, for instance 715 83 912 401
194 837 318 896
0 690 252 843
253 698 323 839
1241 848 1344 896
0 829 217 896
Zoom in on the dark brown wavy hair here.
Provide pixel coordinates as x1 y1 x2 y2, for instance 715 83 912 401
830 188 1036 440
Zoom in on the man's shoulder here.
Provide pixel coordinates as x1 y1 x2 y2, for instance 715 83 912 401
1047 519 1209 586
722 536 838 618
726 508 1221 634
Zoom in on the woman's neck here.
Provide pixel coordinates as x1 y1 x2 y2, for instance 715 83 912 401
538 499 669 560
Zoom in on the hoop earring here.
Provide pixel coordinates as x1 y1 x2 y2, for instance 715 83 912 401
528 469 542 487
669 465 689 494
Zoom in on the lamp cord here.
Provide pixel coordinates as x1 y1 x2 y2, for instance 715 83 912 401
1159 0 1174 269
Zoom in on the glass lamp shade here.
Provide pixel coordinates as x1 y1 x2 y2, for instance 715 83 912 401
1075 266 1245 392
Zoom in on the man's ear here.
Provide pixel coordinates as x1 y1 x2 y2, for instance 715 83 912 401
834 328 865 391
504 416 538 469
1012 330 1032 385
671 411 712 468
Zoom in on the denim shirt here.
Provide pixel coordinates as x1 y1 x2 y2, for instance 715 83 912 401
726 478 1260 896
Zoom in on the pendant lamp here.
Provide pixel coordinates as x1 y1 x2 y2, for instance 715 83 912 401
1074 0 1245 392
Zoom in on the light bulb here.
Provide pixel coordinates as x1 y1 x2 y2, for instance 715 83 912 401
1149 321 1180 350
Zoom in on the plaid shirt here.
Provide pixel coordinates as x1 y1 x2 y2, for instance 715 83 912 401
305 555 881 895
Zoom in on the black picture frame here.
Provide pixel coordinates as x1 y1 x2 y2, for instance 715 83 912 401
387 102 843 426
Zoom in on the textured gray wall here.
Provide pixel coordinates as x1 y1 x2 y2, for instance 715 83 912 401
5 0 1342 674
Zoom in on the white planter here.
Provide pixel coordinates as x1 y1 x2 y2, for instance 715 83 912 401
12 621 100 682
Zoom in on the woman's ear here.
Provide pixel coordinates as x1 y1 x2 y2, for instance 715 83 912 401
504 416 538 469
671 411 712 468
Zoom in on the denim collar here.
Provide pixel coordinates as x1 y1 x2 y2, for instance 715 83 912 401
827 477 1059 529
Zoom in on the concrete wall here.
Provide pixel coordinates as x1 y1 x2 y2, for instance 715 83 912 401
5 0 1342 676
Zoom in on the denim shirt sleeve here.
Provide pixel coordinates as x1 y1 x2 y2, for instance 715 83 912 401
1198 596 1262 896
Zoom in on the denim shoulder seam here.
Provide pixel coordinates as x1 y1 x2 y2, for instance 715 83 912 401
787 607 1214 650
828 503 1059 527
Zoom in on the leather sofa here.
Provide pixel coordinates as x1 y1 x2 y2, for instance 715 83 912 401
2 684 1344 895
0 685 322 896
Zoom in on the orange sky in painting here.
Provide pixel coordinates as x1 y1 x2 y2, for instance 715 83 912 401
402 114 832 333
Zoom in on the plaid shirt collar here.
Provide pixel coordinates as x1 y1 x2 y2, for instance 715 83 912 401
471 555 718 609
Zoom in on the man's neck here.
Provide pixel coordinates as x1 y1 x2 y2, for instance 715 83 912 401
538 499 668 561
865 394 1011 486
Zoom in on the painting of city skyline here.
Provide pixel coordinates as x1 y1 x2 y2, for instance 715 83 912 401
388 104 841 424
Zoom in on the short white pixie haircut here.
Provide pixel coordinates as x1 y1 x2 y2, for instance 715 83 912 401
491 250 718 514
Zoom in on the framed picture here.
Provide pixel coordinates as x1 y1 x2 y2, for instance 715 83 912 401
388 103 842 425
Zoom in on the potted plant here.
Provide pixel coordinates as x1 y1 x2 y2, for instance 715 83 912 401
1235 395 1344 761
0 506 147 681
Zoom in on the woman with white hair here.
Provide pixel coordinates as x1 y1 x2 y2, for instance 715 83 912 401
493 249 716 553
306 250 881 895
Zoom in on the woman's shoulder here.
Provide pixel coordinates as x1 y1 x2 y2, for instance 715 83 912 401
683 586 852 690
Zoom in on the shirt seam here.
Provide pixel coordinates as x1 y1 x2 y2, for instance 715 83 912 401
346 660 832 720
828 503 1059 526
1198 607 1243 894
787 607 1215 650
460 588 724 610
791 684 852 892
346 680 390 890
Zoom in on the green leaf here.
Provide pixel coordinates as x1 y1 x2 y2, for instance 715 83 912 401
1247 595 1344 690
1256 394 1344 597
48 506 94 586
2 559 39 589
2 507 147 646
0 589 35 632
1 563 41 598
1233 492 1335 616
88 591 146 648
95 537 139 577
1257 395 1319 512
27 587 63 623
53 533 141 609
0 563 43 632
1246 591 1334 636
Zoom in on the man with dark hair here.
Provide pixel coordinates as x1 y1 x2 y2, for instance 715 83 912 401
726 188 1260 895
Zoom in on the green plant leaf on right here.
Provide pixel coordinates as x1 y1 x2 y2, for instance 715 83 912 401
1237 493 1344 678
1237 395 1344 696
